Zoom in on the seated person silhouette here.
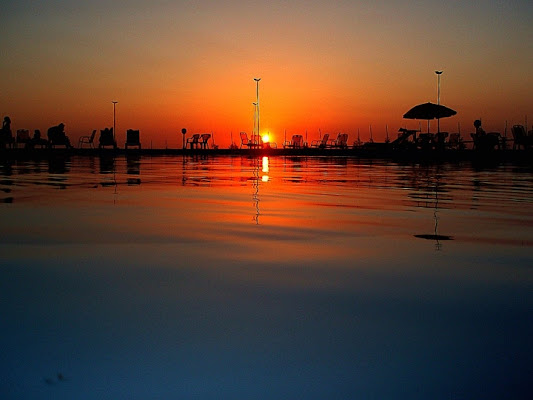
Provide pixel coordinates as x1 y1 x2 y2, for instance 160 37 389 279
47 123 71 147
472 119 499 150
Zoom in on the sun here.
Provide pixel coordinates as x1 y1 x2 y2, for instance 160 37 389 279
262 134 270 143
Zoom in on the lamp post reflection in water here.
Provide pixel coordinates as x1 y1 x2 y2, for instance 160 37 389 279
251 156 269 224
252 157 260 224
413 166 453 250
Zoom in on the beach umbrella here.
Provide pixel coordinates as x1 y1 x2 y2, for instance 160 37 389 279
403 102 456 133
403 102 456 120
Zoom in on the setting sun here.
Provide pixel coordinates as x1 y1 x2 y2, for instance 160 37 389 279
262 134 270 143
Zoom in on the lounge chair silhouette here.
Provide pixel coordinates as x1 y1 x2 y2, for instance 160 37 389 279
240 132 262 148
15 129 31 148
200 133 211 149
187 133 200 149
328 133 348 149
98 128 116 149
284 134 303 149
125 129 141 149
446 133 464 150
511 125 531 150
78 130 97 148
311 133 329 148
32 130 48 148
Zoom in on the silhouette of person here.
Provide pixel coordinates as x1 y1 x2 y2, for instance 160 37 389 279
473 119 485 136
47 123 71 147
1 116 11 136
1 116 13 146
2 116 11 132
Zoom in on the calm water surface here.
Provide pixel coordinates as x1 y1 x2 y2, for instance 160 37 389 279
1 155 532 399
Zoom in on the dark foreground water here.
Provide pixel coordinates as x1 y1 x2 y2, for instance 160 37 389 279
1 155 532 399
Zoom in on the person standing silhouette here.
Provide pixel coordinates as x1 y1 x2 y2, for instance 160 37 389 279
1 116 12 146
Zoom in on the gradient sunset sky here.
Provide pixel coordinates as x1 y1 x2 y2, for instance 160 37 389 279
1 0 532 147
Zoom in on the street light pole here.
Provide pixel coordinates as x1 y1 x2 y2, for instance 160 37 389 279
435 70 443 105
435 71 443 133
112 101 118 142
254 78 261 141
253 102 258 140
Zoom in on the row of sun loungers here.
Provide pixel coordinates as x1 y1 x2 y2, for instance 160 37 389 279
0 128 142 150
78 128 141 149
2 126 532 152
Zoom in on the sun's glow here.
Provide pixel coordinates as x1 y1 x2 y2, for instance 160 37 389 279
262 134 270 143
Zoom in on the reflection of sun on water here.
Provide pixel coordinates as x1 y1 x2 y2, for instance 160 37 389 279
262 156 269 173
262 156 269 182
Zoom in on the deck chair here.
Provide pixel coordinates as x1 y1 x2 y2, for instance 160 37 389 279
471 131 501 151
328 133 348 149
392 128 418 147
187 133 200 149
78 130 97 148
32 130 48 148
240 132 251 148
511 125 531 150
200 133 211 149
284 134 303 149
240 132 261 148
99 128 116 149
311 133 329 148
417 133 435 150
125 129 141 149
16 129 31 148
447 133 463 150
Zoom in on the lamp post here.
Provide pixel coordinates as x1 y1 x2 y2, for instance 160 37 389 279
252 102 258 143
112 101 118 141
435 71 443 133
254 78 261 141
181 128 187 149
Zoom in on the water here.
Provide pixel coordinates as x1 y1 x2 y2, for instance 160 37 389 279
1 155 532 399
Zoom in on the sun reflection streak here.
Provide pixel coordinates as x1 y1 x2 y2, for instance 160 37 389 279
262 156 269 173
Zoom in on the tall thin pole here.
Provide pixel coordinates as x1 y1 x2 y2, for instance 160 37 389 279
254 78 261 141
112 101 118 141
435 71 442 134
253 102 257 139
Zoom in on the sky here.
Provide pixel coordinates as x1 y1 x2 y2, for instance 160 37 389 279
1 0 532 148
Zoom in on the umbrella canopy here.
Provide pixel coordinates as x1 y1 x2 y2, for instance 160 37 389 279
403 102 456 120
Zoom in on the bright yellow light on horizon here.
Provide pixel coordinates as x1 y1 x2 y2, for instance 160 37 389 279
262 134 270 143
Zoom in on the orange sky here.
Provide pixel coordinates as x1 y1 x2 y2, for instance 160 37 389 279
1 1 532 148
